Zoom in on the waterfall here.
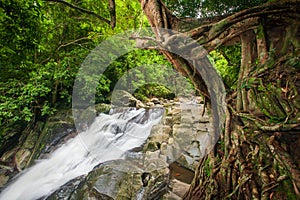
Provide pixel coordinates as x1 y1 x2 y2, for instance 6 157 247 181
0 107 164 200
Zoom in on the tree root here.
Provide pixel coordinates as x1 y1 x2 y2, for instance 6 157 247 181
235 112 300 131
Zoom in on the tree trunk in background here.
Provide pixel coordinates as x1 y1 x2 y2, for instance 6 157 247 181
140 0 300 199
236 30 257 112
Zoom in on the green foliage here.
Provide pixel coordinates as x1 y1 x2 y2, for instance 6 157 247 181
94 75 112 104
164 0 202 18
104 49 195 102
134 83 175 102
201 0 268 16
0 0 43 67
0 0 194 149
287 57 300 69
0 61 56 124
0 0 154 129
209 45 241 89
0 0 95 126
203 157 211 176
276 180 299 200
164 0 268 17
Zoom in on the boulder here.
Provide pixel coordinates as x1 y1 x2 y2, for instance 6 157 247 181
110 90 145 108
0 175 9 188
47 160 170 200
150 97 160 105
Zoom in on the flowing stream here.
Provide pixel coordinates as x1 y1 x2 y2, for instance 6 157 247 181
0 107 164 200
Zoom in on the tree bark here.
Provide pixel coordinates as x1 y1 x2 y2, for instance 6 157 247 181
237 30 257 112
139 0 210 99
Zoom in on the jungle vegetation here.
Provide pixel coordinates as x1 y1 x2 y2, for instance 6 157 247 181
0 0 299 199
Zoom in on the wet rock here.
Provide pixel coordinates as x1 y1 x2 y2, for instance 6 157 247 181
145 141 160 152
195 96 204 104
0 124 24 157
187 141 201 157
0 147 17 164
170 107 181 116
0 122 45 174
172 115 181 124
111 90 145 108
46 175 86 200
163 116 173 126
60 160 170 200
39 110 75 157
146 101 155 107
0 175 9 187
168 179 190 198
15 148 31 170
195 123 209 132
150 98 160 104
173 124 195 138
163 102 173 107
148 125 172 143
141 172 152 187
181 116 194 124
164 191 182 200
75 103 112 127
95 103 111 115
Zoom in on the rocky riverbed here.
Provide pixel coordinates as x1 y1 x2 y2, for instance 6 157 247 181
0 94 212 199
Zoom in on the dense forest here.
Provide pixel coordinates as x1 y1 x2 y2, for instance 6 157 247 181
0 0 299 199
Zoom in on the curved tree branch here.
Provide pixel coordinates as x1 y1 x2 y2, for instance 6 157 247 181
45 0 115 28
188 0 300 49
139 0 300 102
139 0 209 99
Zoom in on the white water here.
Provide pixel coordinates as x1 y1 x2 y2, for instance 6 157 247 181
0 108 163 200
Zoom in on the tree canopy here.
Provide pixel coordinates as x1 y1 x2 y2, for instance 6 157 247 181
164 0 268 17
0 0 190 138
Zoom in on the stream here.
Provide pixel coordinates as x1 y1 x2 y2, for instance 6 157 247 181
0 107 164 200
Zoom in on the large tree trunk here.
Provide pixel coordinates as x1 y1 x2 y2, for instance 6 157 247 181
140 0 300 199
184 19 300 199
236 30 257 112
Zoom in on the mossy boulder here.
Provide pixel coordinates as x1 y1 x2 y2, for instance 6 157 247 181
133 83 175 102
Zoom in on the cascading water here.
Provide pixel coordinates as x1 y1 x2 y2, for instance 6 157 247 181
0 107 164 200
